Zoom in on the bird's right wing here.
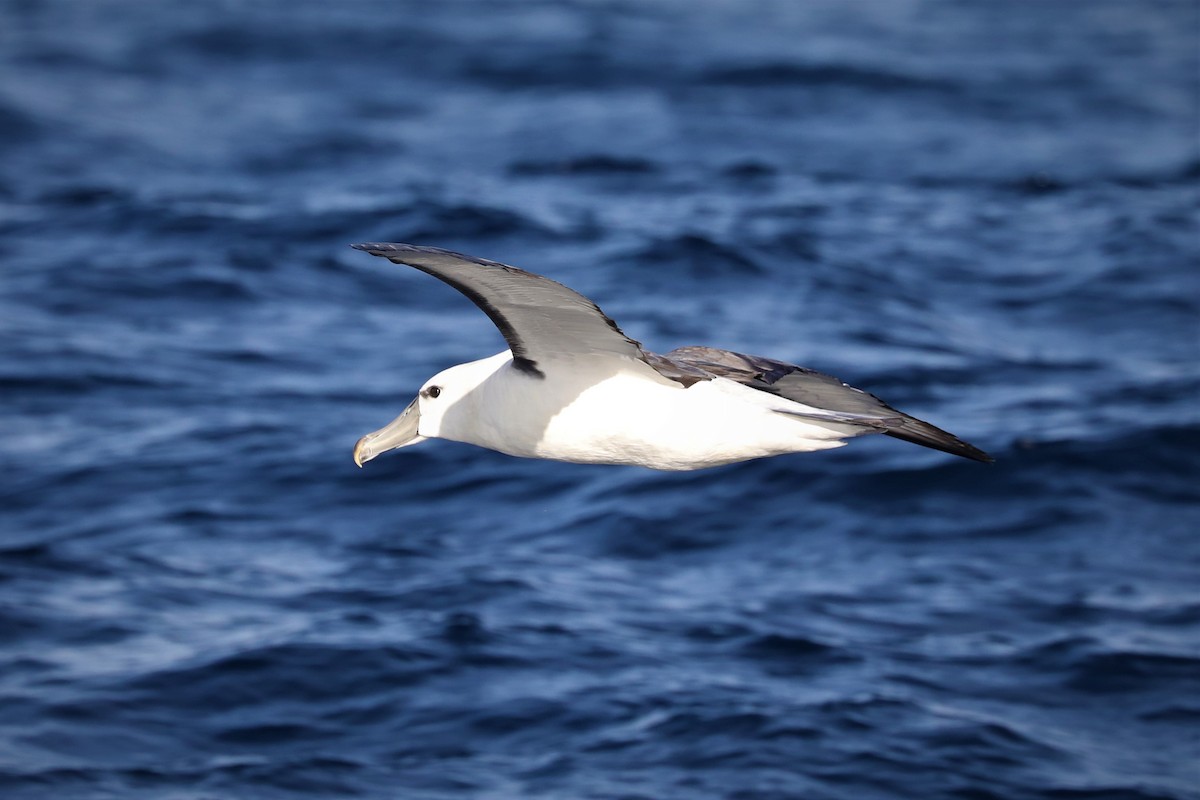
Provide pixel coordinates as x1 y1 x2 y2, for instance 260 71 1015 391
352 243 651 378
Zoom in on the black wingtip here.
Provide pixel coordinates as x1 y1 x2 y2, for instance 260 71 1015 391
964 448 996 464
884 420 994 463
954 435 995 463
350 242 401 255
351 242 488 263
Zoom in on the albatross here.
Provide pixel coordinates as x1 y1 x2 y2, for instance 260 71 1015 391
351 243 991 471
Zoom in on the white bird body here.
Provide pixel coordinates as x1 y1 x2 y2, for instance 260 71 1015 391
349 243 991 470
424 351 857 471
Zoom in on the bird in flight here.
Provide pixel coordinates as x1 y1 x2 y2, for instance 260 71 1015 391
351 243 991 471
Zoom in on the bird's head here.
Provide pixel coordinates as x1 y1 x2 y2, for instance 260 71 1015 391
353 353 506 467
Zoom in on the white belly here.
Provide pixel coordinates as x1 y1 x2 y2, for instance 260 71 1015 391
532 369 857 470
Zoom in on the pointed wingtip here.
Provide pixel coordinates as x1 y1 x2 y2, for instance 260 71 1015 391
351 242 440 261
936 437 995 464
949 441 995 464
949 436 995 464
883 417 995 464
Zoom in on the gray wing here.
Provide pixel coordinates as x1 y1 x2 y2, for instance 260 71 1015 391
664 345 993 462
352 243 647 377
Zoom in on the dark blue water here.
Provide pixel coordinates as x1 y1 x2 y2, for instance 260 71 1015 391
2 1 1198 798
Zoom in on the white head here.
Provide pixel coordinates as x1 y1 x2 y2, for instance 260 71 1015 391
353 352 509 466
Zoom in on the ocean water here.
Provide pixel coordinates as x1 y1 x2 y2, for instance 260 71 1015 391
1 1 1198 798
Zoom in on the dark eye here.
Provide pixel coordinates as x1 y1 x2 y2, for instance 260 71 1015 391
426 386 442 399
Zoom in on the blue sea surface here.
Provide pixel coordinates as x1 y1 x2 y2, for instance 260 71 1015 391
2 1 1199 798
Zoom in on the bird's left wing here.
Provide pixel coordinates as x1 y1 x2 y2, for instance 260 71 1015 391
664 345 993 462
352 243 649 378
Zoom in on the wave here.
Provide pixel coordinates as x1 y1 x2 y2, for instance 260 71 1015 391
697 61 962 93
614 234 767 280
509 155 662 177
738 632 861 673
126 642 442 710
0 102 42 146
